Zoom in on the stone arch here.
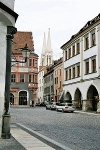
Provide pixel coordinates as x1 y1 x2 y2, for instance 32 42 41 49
74 88 82 109
87 85 99 111
64 91 72 103
10 93 14 105
19 90 27 105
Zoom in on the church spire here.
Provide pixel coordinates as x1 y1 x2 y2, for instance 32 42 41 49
47 28 52 53
40 28 53 66
41 32 46 55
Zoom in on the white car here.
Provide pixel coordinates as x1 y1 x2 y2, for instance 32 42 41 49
56 103 75 113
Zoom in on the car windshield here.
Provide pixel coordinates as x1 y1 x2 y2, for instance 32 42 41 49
66 103 73 106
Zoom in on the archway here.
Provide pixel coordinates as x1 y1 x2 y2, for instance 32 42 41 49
10 93 14 105
65 92 72 103
87 85 99 111
74 88 82 109
19 91 27 105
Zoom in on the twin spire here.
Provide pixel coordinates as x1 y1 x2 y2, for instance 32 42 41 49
40 28 53 66
42 28 52 54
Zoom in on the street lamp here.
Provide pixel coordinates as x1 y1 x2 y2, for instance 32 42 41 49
1 26 31 139
12 43 31 65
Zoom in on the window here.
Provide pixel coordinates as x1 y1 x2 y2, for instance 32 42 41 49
85 37 89 50
34 60 38 67
33 74 34 83
73 67 75 78
60 81 61 88
29 74 31 82
20 74 24 82
33 59 34 66
65 51 67 60
34 75 37 83
65 70 68 80
77 43 80 54
69 48 71 58
60 69 61 76
77 65 80 77
55 78 56 84
72 45 75 56
69 69 71 79
92 59 96 72
91 33 96 46
11 74 16 82
86 61 89 74
29 59 32 66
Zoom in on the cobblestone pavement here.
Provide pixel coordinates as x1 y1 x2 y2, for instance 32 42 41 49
10 107 100 150
0 136 26 150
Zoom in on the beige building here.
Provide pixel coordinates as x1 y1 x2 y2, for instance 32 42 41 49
53 58 63 102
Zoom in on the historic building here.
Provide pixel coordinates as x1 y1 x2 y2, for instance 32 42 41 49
38 29 53 103
53 57 63 102
61 13 100 112
11 31 38 106
43 64 54 102
43 58 63 102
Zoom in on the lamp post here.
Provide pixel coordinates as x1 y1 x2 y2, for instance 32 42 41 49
1 26 31 139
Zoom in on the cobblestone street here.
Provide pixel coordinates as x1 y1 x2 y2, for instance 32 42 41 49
10 107 100 150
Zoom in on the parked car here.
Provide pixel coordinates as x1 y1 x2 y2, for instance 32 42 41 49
50 102 60 110
46 102 53 109
56 103 75 113
46 102 60 110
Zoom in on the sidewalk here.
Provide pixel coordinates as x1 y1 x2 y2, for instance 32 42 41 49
0 124 55 150
0 124 72 150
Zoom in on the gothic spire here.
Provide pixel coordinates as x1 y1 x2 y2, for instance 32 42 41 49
41 32 46 55
47 28 52 53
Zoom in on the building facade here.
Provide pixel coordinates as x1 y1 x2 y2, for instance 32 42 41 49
43 65 54 102
61 13 100 112
53 58 63 102
11 31 38 106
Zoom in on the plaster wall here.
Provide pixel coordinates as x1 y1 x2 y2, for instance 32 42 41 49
0 0 16 137
0 0 15 10
0 22 7 136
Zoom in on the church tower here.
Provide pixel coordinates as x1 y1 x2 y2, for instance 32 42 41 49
40 28 53 66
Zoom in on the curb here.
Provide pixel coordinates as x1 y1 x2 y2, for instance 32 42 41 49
16 123 73 150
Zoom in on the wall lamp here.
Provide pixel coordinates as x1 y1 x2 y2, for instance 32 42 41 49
11 43 31 66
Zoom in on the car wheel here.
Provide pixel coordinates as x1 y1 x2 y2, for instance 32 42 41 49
62 109 64 113
56 108 58 111
46 107 48 110
71 111 73 113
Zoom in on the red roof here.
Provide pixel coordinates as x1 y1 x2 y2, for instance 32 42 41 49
12 31 34 53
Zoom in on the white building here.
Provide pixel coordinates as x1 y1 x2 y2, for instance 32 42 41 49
0 0 18 138
61 13 100 112
38 29 53 103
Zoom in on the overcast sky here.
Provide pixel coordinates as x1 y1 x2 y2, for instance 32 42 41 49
14 0 100 62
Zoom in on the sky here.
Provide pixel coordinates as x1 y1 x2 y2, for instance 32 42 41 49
14 0 100 63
